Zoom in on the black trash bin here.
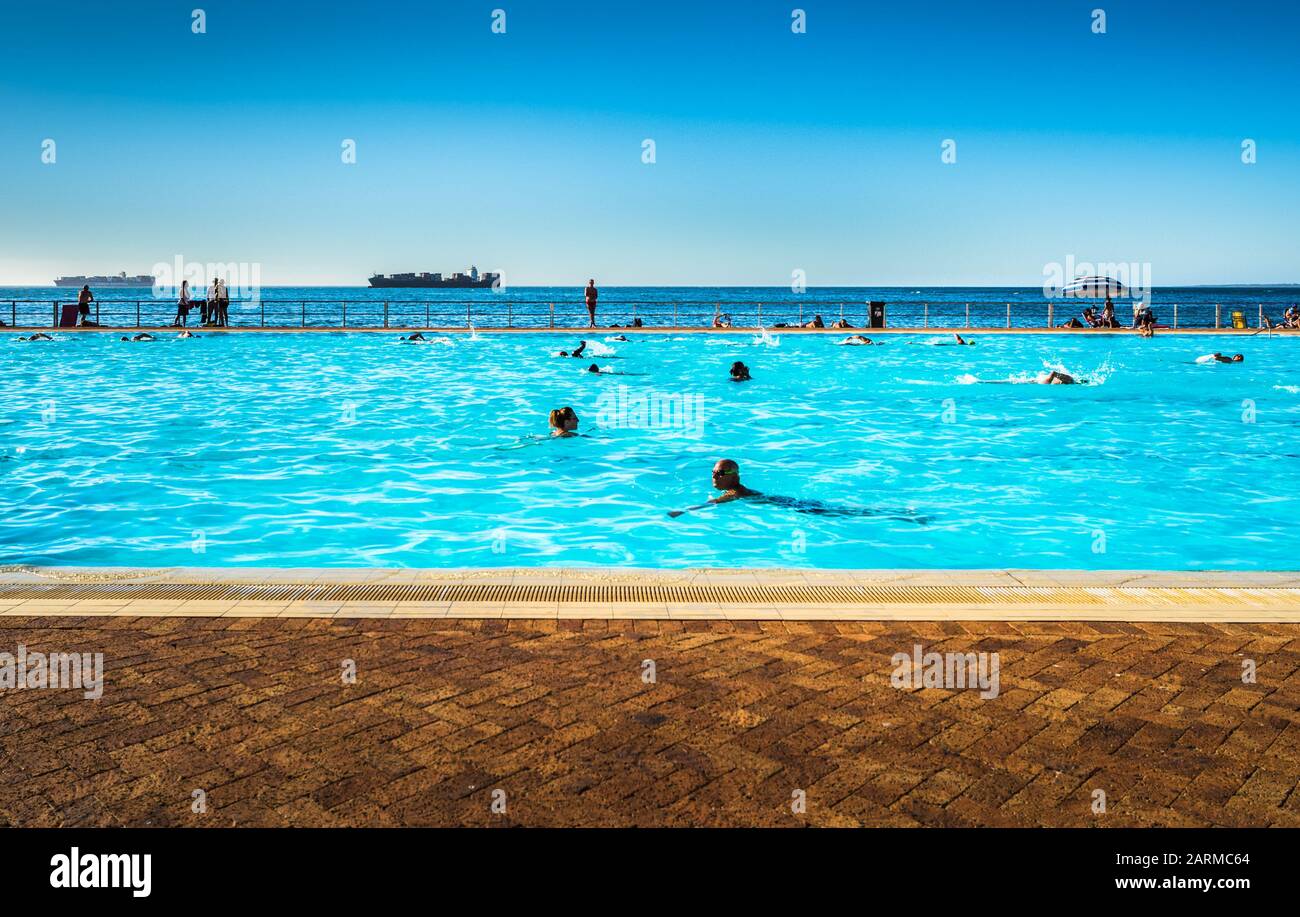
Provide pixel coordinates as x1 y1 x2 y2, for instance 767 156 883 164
868 301 886 328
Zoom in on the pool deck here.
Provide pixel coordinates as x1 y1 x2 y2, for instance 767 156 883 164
4 566 1297 827
9 325 1298 335
4 566 1299 622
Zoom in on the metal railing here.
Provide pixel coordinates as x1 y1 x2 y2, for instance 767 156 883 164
0 298 1279 331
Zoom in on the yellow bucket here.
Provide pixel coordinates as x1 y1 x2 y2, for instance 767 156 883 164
1231 310 1246 329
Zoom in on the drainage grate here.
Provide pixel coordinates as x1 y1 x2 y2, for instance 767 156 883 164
2 581 1300 608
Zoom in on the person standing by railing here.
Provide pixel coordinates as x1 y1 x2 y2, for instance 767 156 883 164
585 279 598 328
77 284 94 326
172 280 191 327
204 278 218 325
216 279 230 327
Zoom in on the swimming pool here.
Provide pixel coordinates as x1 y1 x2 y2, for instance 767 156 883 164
2 330 1298 570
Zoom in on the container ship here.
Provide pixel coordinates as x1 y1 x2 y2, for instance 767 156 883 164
55 271 155 287
368 266 500 288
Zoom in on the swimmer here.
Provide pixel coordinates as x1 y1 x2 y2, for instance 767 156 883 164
837 334 873 346
668 460 760 515
667 459 927 522
729 361 751 382
1037 370 1077 384
607 334 629 342
119 333 156 342
586 363 644 376
17 332 53 342
1197 352 1244 364
177 330 198 339
952 333 973 345
401 332 427 342
558 340 588 358
548 406 580 437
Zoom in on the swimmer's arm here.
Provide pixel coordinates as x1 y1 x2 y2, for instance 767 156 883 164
666 502 715 518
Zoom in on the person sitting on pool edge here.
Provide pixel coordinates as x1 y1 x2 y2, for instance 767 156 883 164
729 361 751 382
548 406 580 437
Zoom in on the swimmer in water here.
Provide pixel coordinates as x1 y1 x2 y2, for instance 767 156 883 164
1200 352 1244 363
548 406 580 437
952 333 972 345
730 361 751 381
177 330 198 339
837 334 873 345
119 333 156 342
1037 370 1078 384
667 459 927 521
17 332 54 342
608 334 629 342
401 332 427 342
558 340 588 358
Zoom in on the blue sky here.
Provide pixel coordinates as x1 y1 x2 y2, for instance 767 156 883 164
1 0 1297 286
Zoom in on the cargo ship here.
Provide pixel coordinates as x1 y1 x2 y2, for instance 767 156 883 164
55 271 155 287
368 266 500 288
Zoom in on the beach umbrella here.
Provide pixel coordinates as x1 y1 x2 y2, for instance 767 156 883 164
1061 275 1127 298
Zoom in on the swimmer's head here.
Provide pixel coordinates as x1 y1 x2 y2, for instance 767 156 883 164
548 406 579 433
588 363 600 373
712 459 741 491
1232 354 1244 362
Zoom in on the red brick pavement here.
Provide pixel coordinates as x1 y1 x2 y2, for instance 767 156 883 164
1 616 1297 827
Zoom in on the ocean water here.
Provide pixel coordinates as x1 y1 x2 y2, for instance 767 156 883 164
2 329 1298 570
1 285 1296 330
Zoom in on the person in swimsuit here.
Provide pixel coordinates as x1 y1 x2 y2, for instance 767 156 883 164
18 332 53 342
548 406 580 437
401 332 427 342
172 280 191 327
584 279 598 328
1204 352 1244 363
667 459 927 521
119 332 156 342
76 285 94 326
838 334 873 345
729 361 751 381
558 340 588 358
1037 370 1077 384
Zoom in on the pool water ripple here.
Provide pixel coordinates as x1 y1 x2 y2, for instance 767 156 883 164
2 331 1298 569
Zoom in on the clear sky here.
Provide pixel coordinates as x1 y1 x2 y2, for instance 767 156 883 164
1 0 1297 286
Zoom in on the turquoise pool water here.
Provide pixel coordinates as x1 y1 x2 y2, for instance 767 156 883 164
2 330 1298 570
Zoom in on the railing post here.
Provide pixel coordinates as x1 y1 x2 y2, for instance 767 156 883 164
136 301 141 328
1173 303 1178 329
673 302 679 327
1215 303 1220 329
52 303 57 328
756 302 761 327
508 301 513 328
1006 302 1011 329
301 302 306 327
965 303 970 328
342 302 346 327
798 303 803 326
384 301 389 329
1048 302 1053 327
426 304 430 329
632 303 637 326
1259 303 1264 328
924 302 929 328
261 301 265 327
11 302 15 328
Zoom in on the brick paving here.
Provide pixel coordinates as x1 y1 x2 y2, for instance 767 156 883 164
1 616 1297 827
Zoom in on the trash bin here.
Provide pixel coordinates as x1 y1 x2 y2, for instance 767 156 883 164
1231 310 1246 329
868 301 886 329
